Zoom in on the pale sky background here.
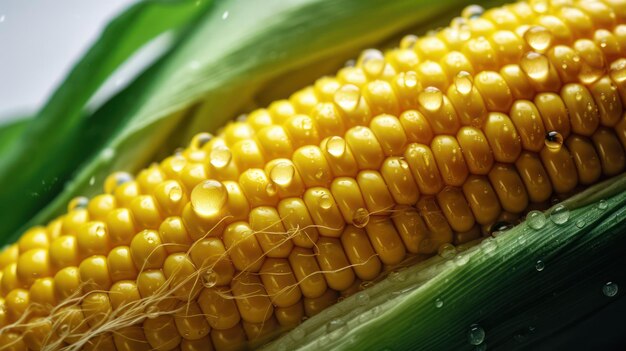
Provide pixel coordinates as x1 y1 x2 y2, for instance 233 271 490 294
0 0 137 121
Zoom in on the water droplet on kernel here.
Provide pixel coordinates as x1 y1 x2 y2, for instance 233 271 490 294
270 162 295 187
598 199 608 210
403 71 418 88
535 260 545 271
104 172 133 194
521 52 550 81
603 282 618 297
419 86 443 111
438 243 457 259
315 169 326 180
400 34 418 49
361 50 386 78
327 136 347 158
168 185 183 202
170 155 187 173
467 324 486 345
59 323 70 336
210 146 232 169
524 26 553 52
202 269 218 288
95 225 106 237
550 204 569 225
319 194 333 209
526 210 547 230
67 196 89 212
352 208 370 228
545 131 563 150
334 84 361 113
454 71 474 95
190 132 213 150
191 180 228 217
461 4 484 19
266 183 277 196
529 0 549 14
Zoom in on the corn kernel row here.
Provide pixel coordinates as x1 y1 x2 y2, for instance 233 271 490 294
1 1 626 350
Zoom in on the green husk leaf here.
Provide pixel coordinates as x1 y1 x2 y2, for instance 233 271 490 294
0 116 31 156
265 175 626 350
4 0 473 244
0 0 211 241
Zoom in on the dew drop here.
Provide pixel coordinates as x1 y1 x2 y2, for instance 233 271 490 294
266 183 277 196
490 221 514 236
461 4 484 19
326 136 347 158
270 162 295 187
545 131 564 150
529 0 549 13
202 269 218 288
575 219 586 228
352 208 370 228
291 326 305 341
355 291 370 305
210 146 232 169
334 84 361 113
455 252 470 266
315 169 326 180
361 50 386 78
191 180 228 217
327 318 345 332
221 10 229 20
435 297 444 308
95 224 106 237
526 210 547 230
603 282 618 297
598 199 608 210
454 71 474 95
438 243 457 259
419 86 443 111
190 132 213 150
168 185 183 202
170 155 187 172
319 194 333 209
467 324 486 346
403 71 419 89
550 204 569 225
67 196 89 212
523 26 553 52
609 60 626 84
481 237 498 255
58 323 70 336
400 34 418 49
521 52 550 81
535 260 545 271
104 172 133 194
101 148 115 161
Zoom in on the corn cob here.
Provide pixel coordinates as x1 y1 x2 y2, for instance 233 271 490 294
2 1 626 350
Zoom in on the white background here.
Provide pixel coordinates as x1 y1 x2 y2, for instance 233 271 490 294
0 1 136 121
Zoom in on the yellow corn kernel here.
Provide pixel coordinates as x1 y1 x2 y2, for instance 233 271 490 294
198 286 240 330
288 247 327 299
231 272 273 324
223 222 265 272
565 135 602 185
259 258 302 307
340 226 382 281
5 1 626 348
